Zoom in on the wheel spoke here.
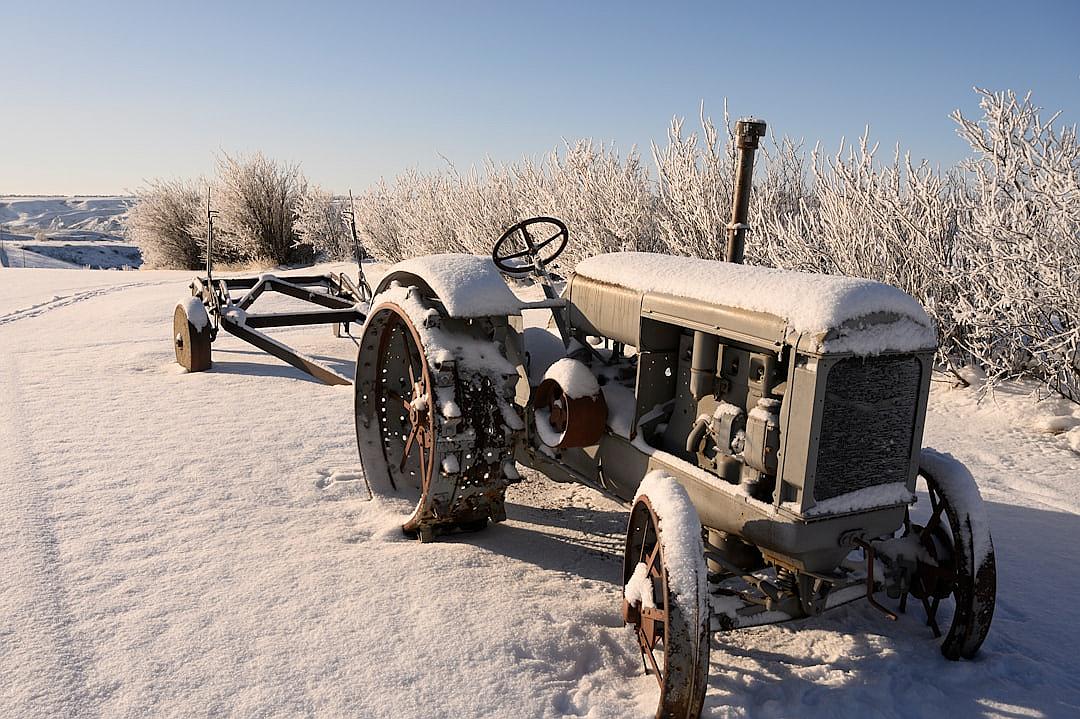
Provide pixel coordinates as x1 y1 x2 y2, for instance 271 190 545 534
416 428 429 482
399 426 418 472
500 247 533 261
385 388 411 412
638 631 665 688
919 505 946 544
920 594 943 638
537 229 564 251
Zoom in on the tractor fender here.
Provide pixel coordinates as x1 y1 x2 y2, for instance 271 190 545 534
374 254 525 318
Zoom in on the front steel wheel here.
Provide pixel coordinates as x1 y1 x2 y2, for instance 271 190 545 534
905 451 996 660
622 475 710 719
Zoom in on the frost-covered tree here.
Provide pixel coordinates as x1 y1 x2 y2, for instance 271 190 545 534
950 89 1080 400
126 178 204 269
294 186 355 261
213 152 308 265
348 90 1078 402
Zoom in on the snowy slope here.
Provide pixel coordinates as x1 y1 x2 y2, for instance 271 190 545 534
0 197 139 270
1 265 1078 718
0 196 131 235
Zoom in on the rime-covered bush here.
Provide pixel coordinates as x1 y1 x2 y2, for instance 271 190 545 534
354 142 657 269
128 154 310 269
295 186 356 261
349 90 1079 401
213 152 309 265
127 179 204 269
950 90 1080 400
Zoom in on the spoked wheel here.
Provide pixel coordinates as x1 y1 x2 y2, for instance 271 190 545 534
622 474 709 719
354 292 519 541
491 216 569 275
902 451 996 660
374 307 435 503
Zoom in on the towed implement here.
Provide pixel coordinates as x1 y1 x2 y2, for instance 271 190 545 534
174 119 996 719
173 195 372 385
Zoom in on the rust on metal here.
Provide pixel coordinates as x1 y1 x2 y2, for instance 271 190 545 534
531 378 607 448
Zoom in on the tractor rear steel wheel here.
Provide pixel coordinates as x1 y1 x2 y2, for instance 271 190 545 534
623 492 710 719
173 301 212 372
905 463 997 660
354 295 518 541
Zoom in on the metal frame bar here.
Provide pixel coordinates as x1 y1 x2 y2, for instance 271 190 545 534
219 315 352 386
244 308 362 328
191 269 371 385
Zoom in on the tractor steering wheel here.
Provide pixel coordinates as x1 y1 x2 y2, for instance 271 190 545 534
492 216 569 275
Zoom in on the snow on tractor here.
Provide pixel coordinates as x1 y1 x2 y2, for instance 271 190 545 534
174 120 996 719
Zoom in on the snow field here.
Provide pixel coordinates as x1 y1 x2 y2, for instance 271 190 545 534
0 264 1078 717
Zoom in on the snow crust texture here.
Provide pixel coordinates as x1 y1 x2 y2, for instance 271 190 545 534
576 252 936 354
1 262 1078 718
179 296 209 331
382 253 523 317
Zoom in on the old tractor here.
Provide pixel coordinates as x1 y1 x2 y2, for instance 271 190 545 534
350 120 996 718
172 120 996 719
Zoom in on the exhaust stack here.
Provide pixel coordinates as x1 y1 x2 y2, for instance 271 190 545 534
725 118 767 264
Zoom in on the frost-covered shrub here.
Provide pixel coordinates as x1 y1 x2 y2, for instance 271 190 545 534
350 90 1078 401
651 108 735 259
295 186 355 261
127 178 203 270
751 134 968 374
353 142 656 270
213 152 308 265
128 153 310 269
950 90 1080 401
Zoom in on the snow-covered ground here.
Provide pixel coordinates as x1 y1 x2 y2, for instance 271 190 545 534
1 264 1078 718
0 197 139 270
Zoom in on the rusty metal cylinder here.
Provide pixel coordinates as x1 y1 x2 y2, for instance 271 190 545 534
690 331 720 399
725 118 767 265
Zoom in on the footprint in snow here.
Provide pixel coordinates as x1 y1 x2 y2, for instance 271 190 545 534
313 467 373 500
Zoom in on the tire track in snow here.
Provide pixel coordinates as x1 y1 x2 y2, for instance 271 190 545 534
0 281 166 326
0 352 100 717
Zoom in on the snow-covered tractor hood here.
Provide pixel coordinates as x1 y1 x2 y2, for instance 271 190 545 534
570 252 936 356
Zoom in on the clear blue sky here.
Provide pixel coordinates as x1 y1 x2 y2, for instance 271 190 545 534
2 0 1077 195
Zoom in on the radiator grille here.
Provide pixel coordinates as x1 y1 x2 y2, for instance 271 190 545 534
813 355 921 502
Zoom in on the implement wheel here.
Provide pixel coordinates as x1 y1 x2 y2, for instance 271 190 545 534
623 473 710 719
173 299 212 372
354 291 518 541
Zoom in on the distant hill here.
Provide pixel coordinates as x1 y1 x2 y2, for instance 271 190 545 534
0 196 140 269
0 196 132 237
